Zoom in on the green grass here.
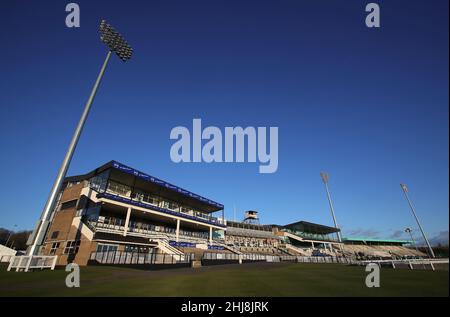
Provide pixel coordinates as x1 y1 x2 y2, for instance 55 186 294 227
0 263 447 296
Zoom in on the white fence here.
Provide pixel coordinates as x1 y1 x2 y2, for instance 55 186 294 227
0 255 13 263
7 256 58 272
357 258 449 270
202 253 357 264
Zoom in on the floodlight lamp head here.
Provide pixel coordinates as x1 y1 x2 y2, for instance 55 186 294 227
99 20 133 62
320 172 329 184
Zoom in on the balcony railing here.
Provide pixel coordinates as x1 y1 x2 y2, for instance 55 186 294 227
86 217 215 243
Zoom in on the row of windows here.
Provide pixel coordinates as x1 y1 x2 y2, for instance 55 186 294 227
96 244 118 253
100 180 209 218
49 240 81 255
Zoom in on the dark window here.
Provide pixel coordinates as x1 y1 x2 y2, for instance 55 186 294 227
63 240 81 254
60 199 77 210
51 231 59 239
50 242 60 255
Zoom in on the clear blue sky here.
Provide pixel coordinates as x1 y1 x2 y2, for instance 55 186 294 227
0 0 448 243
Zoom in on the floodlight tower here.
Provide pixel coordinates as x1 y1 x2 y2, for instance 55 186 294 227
404 228 419 252
320 172 342 243
26 20 133 265
400 184 435 258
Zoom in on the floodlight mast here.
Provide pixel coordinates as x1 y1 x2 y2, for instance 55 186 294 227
400 184 435 258
320 172 342 243
405 228 419 252
26 20 132 270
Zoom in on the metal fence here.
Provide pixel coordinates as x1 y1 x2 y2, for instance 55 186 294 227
202 253 360 264
357 258 449 270
89 251 191 265
0 255 14 263
7 255 58 272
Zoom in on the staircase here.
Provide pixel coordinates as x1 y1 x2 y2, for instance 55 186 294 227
285 244 312 256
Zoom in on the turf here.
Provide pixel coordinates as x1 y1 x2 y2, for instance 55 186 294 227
0 262 447 296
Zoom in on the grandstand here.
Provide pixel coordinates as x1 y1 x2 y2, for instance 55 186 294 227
224 220 285 255
342 237 427 259
22 161 430 269
276 221 342 257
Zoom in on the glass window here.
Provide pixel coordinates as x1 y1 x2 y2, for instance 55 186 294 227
60 199 78 211
50 242 60 255
97 244 118 253
63 240 81 254
106 180 131 197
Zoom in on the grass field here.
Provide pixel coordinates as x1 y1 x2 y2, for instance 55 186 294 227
0 262 448 296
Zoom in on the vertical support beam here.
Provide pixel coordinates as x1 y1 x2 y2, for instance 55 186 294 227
400 184 435 258
176 219 180 242
209 227 213 244
311 241 314 248
123 207 131 236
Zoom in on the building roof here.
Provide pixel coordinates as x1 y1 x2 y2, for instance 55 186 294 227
65 160 224 213
343 237 411 244
282 221 340 235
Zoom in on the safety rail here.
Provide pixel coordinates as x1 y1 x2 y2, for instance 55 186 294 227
357 258 449 270
86 219 220 245
0 255 14 263
202 253 360 264
89 251 192 265
7 255 58 272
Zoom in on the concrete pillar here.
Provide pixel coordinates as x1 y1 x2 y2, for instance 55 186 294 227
176 219 180 242
209 227 213 244
311 241 314 248
123 207 131 236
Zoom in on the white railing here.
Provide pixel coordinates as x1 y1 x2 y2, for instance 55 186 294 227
202 253 359 265
7 255 58 272
357 258 449 270
0 255 14 263
89 220 213 244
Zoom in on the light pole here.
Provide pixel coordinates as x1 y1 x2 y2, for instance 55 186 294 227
400 184 435 258
405 227 419 252
5 224 17 247
26 20 133 265
320 172 342 243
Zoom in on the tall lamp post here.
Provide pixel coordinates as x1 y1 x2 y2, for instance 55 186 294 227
320 172 342 243
400 184 435 258
26 20 133 265
404 227 419 252
5 224 17 247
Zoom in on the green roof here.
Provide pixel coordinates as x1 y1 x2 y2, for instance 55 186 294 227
343 236 411 244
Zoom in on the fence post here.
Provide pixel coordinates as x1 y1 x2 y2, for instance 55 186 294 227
7 256 15 272
51 256 58 270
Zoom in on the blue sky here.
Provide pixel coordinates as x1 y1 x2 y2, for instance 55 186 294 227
0 0 448 243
